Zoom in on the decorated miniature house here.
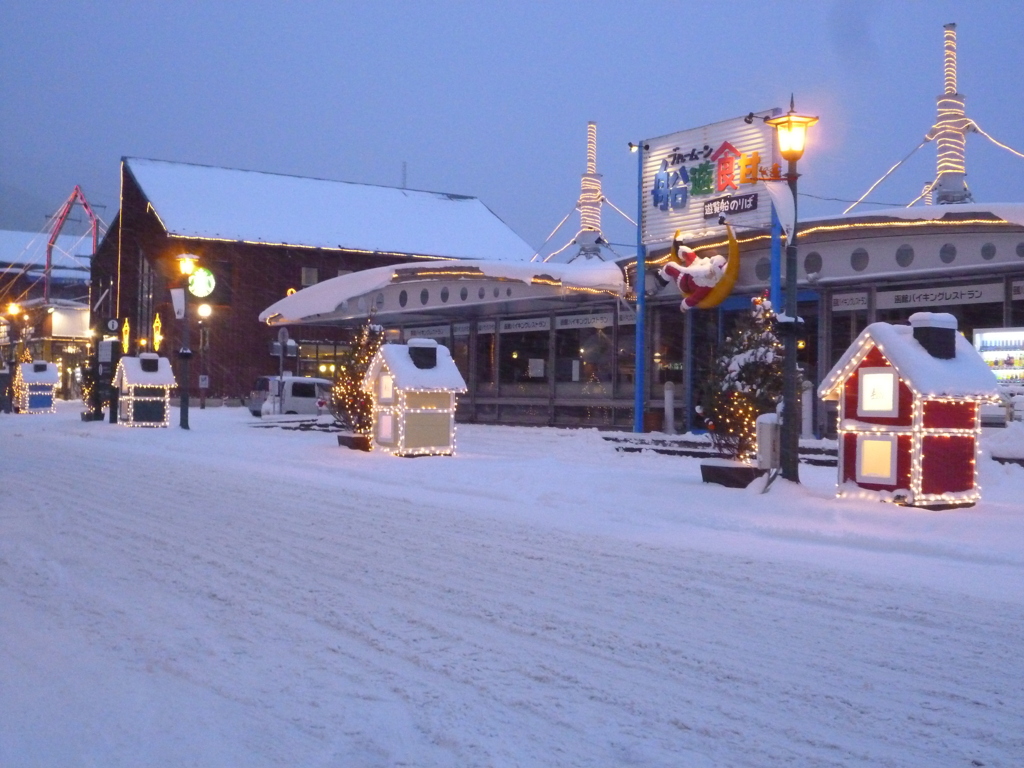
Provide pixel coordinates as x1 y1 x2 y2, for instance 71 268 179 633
14 360 60 414
362 339 467 456
113 353 177 427
818 313 999 509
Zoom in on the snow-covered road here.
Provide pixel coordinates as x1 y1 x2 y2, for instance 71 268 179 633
2 404 1023 766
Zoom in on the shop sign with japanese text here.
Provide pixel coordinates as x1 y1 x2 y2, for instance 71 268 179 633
875 282 1002 310
404 325 450 340
640 112 780 247
500 317 550 334
831 292 868 312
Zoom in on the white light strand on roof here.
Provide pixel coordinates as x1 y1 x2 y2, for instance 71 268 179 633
843 139 928 214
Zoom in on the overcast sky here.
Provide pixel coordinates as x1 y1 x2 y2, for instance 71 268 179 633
3 1 1024 253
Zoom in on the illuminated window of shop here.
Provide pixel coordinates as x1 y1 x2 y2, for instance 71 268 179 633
896 244 914 267
981 243 996 261
851 248 869 272
377 412 393 443
858 367 899 417
856 434 898 485
379 373 394 403
940 243 957 264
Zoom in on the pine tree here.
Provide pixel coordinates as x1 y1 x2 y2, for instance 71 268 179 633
696 295 783 461
330 319 384 435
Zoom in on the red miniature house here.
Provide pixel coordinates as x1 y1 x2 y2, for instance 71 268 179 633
818 312 999 509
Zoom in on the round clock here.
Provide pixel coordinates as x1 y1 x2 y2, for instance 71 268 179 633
188 267 216 298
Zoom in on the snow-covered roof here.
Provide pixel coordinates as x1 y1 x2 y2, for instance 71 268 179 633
363 341 467 393
259 259 626 325
125 157 534 261
114 354 177 387
819 315 999 401
801 202 1024 229
17 361 60 385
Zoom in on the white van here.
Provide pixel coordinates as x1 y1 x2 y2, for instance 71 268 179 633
247 375 332 417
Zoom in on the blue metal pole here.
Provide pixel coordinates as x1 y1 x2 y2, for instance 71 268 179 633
770 204 782 309
633 144 646 433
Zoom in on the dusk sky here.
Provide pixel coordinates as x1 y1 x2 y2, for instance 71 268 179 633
3 1 1024 253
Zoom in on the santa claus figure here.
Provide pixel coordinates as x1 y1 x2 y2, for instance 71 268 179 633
659 243 728 311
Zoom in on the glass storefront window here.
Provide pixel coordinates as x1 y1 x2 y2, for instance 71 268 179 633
616 324 636 397
651 308 685 396
555 324 613 398
499 328 549 396
475 330 496 394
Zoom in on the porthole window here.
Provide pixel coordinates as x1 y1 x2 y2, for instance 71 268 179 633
460 286 468 301
851 248 869 272
754 257 771 281
981 243 996 261
478 286 486 299
1017 243 1024 258
493 286 500 298
940 243 957 264
398 290 408 308
896 244 914 267
420 288 429 305
506 287 512 297
804 251 822 276
374 292 384 310
440 286 450 303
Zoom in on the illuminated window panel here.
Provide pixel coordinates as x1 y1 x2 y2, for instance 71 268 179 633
379 373 394 403
858 367 899 417
856 434 898 485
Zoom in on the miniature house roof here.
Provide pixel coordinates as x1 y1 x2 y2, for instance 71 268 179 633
819 314 999 401
17 361 59 385
125 157 534 261
114 354 178 387
363 341 467 393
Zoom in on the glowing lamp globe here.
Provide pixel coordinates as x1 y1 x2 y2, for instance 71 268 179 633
178 254 198 275
766 106 819 163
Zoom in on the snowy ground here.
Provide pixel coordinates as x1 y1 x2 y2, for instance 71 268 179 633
2 402 1023 767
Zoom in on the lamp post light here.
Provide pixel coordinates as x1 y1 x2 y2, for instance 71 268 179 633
765 97 818 482
628 140 649 433
177 254 198 429
197 303 212 409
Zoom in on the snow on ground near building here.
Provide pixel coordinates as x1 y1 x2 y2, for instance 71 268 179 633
2 403 1023 767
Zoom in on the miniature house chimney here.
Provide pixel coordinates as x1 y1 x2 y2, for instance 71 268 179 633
910 312 957 359
408 338 438 369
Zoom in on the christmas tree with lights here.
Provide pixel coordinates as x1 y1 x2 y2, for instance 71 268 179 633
697 295 783 462
330 318 384 435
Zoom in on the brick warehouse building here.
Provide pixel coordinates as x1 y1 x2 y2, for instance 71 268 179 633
91 158 533 399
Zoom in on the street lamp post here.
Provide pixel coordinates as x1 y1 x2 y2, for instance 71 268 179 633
197 303 211 409
177 255 197 430
766 97 818 483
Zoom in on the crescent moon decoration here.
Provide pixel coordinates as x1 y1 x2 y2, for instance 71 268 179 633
666 224 740 310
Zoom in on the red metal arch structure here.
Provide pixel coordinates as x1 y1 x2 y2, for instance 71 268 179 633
45 185 99 302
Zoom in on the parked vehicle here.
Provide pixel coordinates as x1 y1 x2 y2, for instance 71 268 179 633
246 375 332 416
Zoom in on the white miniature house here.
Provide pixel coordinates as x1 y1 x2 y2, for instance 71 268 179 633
362 339 467 456
114 353 177 427
13 360 60 413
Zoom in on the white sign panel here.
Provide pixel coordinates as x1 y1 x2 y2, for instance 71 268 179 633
1012 280 1024 301
555 312 614 331
875 282 1002 310
405 325 450 340
832 292 868 312
618 306 637 326
477 321 496 335
453 322 471 337
640 112 781 247
500 317 550 334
